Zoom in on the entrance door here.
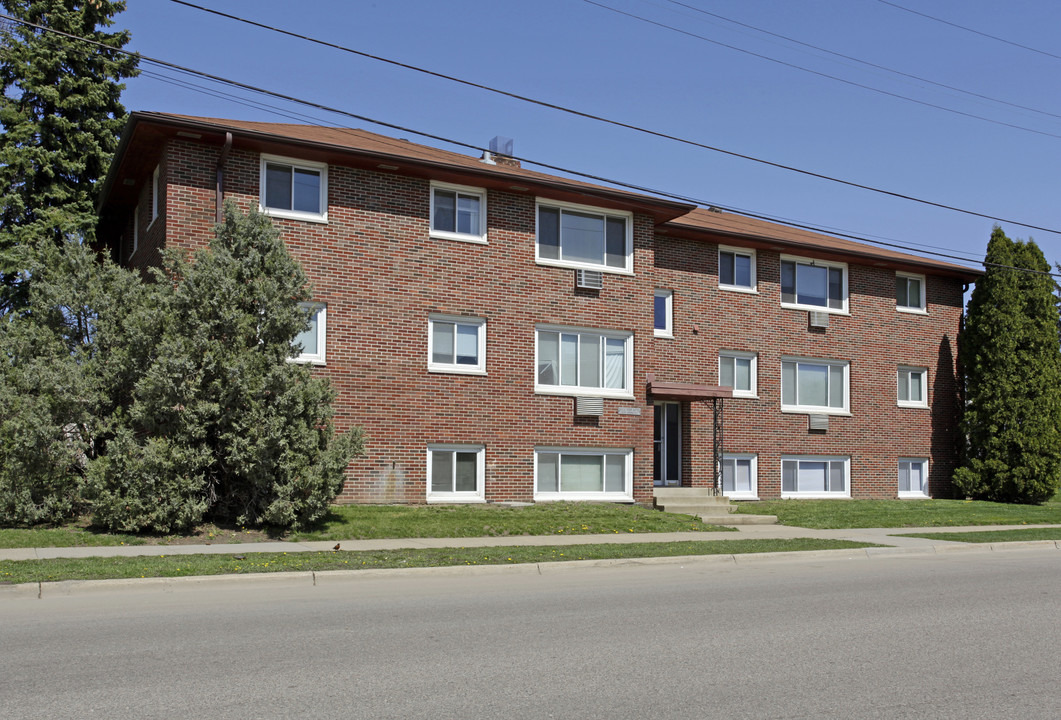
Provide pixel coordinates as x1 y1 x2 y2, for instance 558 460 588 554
654 402 681 487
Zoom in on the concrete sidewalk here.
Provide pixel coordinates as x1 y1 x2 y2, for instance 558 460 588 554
3 523 1060 562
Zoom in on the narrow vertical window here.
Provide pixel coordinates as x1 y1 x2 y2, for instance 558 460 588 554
654 290 673 337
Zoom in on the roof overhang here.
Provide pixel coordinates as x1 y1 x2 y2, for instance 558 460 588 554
97 112 695 224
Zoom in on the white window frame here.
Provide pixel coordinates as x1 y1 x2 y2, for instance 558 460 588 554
722 453 758 499
719 350 758 398
148 165 160 228
535 198 633 274
259 153 328 223
897 366 929 408
898 458 929 498
718 245 757 293
429 181 487 244
291 302 326 365
896 272 927 314
131 205 139 257
781 357 850 414
781 455 851 498
534 447 633 502
653 289 673 337
535 324 634 399
428 315 487 375
426 444 486 503
779 254 848 313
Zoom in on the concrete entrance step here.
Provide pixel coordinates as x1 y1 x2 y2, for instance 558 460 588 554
653 487 778 525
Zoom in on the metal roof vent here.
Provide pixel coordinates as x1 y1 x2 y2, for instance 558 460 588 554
809 311 830 329
490 136 513 156
575 396 605 416
808 414 829 432
576 269 603 290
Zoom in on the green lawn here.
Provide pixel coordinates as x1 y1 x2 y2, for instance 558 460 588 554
0 502 726 550
896 527 1061 543
0 538 876 585
735 497 1061 529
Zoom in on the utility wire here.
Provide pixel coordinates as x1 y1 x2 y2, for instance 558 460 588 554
875 0 1061 63
153 1 1061 235
584 0 1061 141
7 12 1056 275
662 0 1061 122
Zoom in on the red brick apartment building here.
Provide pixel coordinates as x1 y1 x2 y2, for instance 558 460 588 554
97 112 979 506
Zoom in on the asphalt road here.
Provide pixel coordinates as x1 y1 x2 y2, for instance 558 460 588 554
2 549 1059 719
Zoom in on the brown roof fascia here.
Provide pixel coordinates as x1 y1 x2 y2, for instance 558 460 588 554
98 112 695 223
663 211 982 281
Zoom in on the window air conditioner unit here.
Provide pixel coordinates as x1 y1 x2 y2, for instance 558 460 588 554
808 414 829 432
576 269 603 290
575 396 605 416
808 311 830 328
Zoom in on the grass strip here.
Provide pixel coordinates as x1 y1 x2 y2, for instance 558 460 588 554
895 528 1061 543
0 538 876 585
735 498 1061 529
0 503 725 550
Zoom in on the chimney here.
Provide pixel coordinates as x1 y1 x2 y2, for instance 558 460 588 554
482 135 519 168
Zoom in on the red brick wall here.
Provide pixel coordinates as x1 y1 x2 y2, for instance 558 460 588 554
141 139 965 504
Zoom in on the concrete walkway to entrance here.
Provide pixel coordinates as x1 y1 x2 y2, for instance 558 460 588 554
2 523 1059 562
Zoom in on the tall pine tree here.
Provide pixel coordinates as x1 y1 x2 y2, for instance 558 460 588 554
954 228 1061 503
0 0 138 305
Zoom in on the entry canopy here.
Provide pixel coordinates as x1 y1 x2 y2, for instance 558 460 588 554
647 380 732 401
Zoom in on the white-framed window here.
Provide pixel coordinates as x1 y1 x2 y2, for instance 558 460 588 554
260 154 328 222
535 325 633 398
719 246 756 292
897 366 928 407
719 351 757 398
898 458 929 498
781 456 850 498
292 303 326 365
132 205 140 257
427 445 485 503
780 255 847 312
430 182 486 243
149 165 160 227
536 199 633 274
896 272 927 313
654 289 673 337
722 454 758 499
781 357 849 413
428 315 486 374
534 447 633 501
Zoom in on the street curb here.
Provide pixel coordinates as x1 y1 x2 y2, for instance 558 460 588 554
3 539 1059 599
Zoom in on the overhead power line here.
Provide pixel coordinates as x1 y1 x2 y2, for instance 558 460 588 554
875 0 1061 62
662 0 1061 122
7 12 1060 277
584 0 1061 141
155 1 1061 236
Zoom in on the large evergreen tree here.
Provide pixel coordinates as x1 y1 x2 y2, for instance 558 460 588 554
85 204 364 533
954 228 1061 503
0 0 138 305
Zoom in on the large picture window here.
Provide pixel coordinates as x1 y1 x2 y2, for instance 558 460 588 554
781 456 850 497
536 200 632 273
427 445 485 502
536 326 633 398
260 154 327 222
780 256 846 311
781 358 848 413
535 448 632 501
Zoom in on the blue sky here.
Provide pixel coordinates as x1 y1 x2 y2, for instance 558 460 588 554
115 0 1061 271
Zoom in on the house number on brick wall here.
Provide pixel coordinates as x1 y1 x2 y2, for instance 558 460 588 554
617 407 642 416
